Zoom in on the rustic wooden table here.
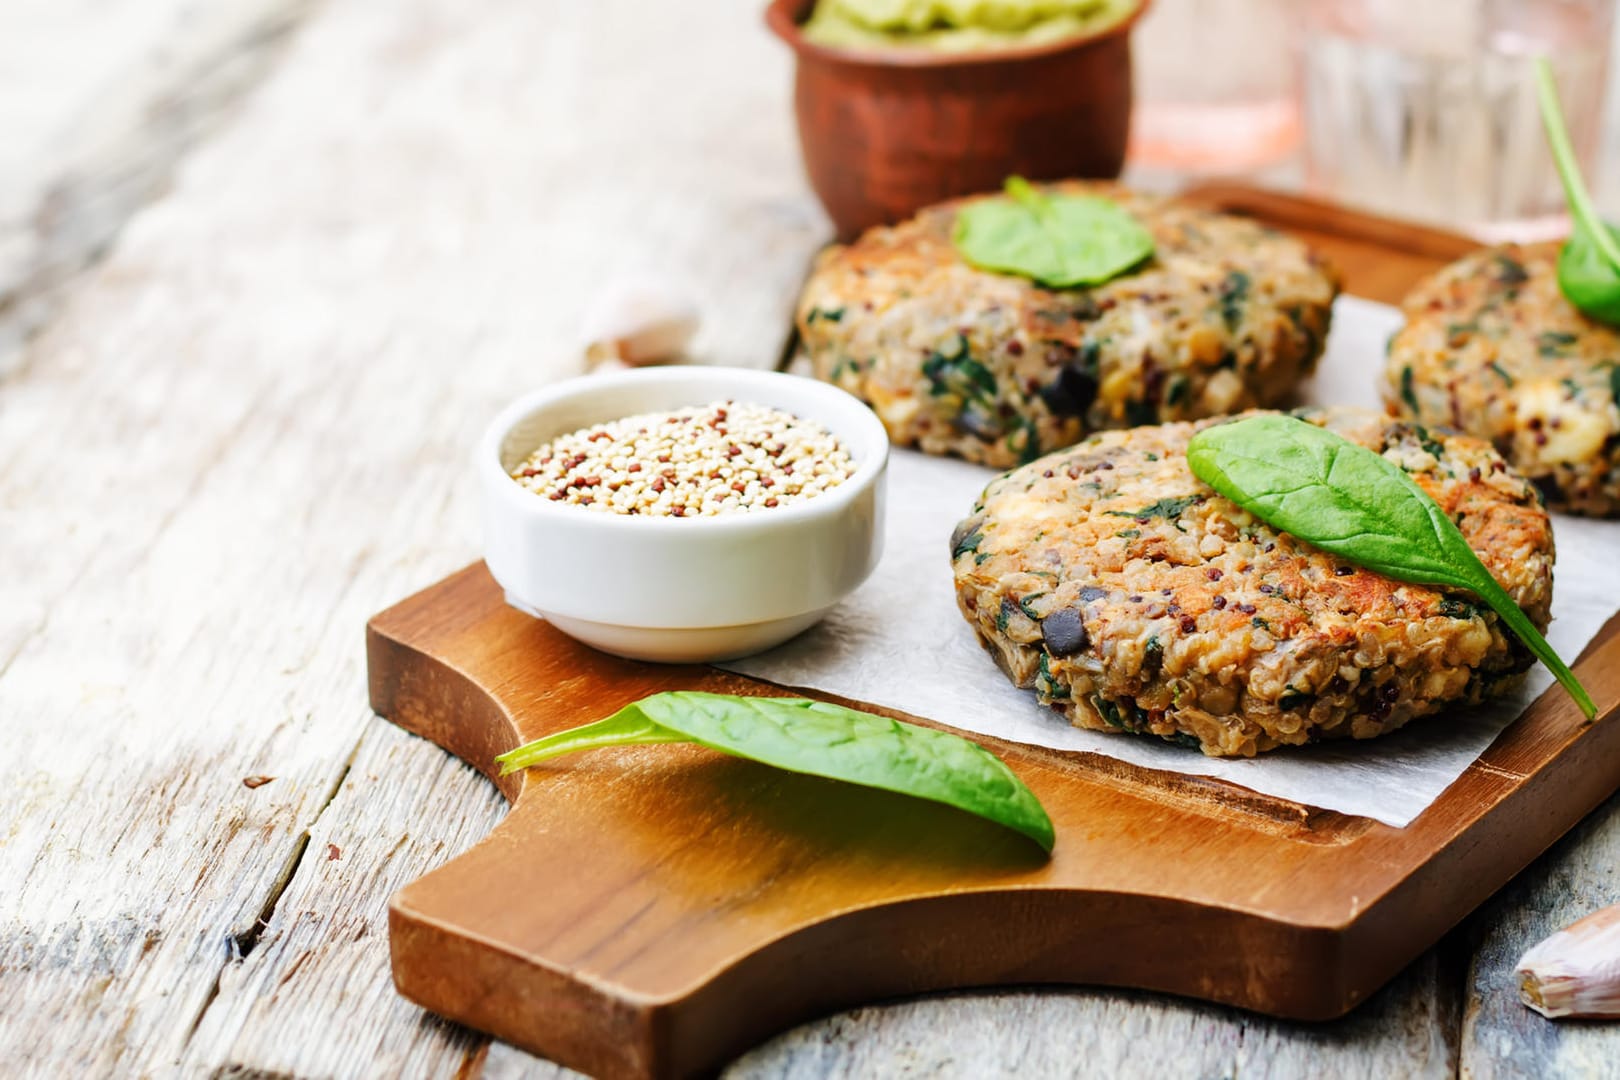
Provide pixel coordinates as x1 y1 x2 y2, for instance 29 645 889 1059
2 1 1617 1076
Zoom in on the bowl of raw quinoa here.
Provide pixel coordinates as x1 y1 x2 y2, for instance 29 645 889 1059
479 366 889 662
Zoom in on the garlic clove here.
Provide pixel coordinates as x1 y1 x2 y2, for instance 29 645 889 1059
585 355 634 375
580 274 700 368
1516 903 1620 1018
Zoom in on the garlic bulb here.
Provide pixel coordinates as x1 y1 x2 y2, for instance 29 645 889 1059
580 275 700 368
1517 904 1620 1018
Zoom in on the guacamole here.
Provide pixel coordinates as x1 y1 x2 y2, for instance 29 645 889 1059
801 0 1139 52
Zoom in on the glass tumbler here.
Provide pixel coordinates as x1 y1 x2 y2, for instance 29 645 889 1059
1131 0 1302 174
1302 0 1615 241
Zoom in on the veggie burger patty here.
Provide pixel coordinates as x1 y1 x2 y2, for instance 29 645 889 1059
796 182 1341 468
950 407 1555 757
1385 242 1620 517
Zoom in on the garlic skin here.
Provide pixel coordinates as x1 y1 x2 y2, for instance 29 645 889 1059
580 275 700 368
1517 904 1620 1018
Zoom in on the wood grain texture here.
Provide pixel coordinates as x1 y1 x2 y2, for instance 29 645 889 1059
181 716 504 1077
1459 789 1620 1080
368 564 1620 1078
720 953 1461 1080
4 0 1620 1073
0 0 820 1074
487 950 1458 1080
0 0 313 373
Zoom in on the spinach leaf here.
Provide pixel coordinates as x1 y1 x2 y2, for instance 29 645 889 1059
923 334 996 400
953 176 1154 289
1186 414 1596 719
1399 365 1420 413
1105 494 1204 522
1218 270 1251 331
1493 253 1530 286
495 691 1055 852
923 334 1007 440
1538 330 1579 356
1535 59 1620 326
950 522 983 560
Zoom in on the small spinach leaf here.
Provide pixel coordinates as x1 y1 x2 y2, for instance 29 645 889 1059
1538 330 1579 356
924 334 1007 440
1218 270 1251 331
495 691 1056 852
1399 365 1420 413
1536 59 1620 326
1104 494 1205 522
953 176 1154 289
950 520 983 560
922 334 995 399
1186 414 1595 719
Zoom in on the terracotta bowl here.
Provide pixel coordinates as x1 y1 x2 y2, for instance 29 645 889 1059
765 0 1150 240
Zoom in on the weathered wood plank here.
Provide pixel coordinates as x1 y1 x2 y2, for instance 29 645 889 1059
478 947 1456 1079
0 0 821 1074
15 0 1608 1074
0 0 314 372
182 716 504 1077
1459 789 1620 1079
733 958 1456 1079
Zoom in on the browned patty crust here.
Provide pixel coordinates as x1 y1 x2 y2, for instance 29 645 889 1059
950 407 1555 757
796 182 1340 468
1385 242 1620 517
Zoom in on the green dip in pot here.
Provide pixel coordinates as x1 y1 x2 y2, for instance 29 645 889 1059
801 0 1140 52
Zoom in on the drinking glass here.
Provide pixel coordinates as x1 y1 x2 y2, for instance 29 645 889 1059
1131 0 1302 174
1302 0 1615 241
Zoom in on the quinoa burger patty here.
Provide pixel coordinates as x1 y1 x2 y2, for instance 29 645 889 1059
796 182 1341 468
1385 242 1620 517
949 407 1555 757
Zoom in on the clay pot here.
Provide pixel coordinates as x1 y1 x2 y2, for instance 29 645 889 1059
765 0 1150 240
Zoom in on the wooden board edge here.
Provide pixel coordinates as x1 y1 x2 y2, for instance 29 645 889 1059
389 899 664 1080
365 569 1370 1077
1178 182 1479 262
369 563 1620 912
387 877 1351 1078
364 531 1620 1073
367 563 547 802
362 572 1371 1036
1333 612 1620 991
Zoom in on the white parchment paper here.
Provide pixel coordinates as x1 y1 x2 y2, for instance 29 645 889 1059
727 297 1620 827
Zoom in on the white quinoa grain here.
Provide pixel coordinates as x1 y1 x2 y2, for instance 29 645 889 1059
509 400 856 516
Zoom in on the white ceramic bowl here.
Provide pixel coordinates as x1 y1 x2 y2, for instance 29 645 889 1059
479 367 889 663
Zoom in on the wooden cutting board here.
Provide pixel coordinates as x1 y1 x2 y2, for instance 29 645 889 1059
367 188 1620 1080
